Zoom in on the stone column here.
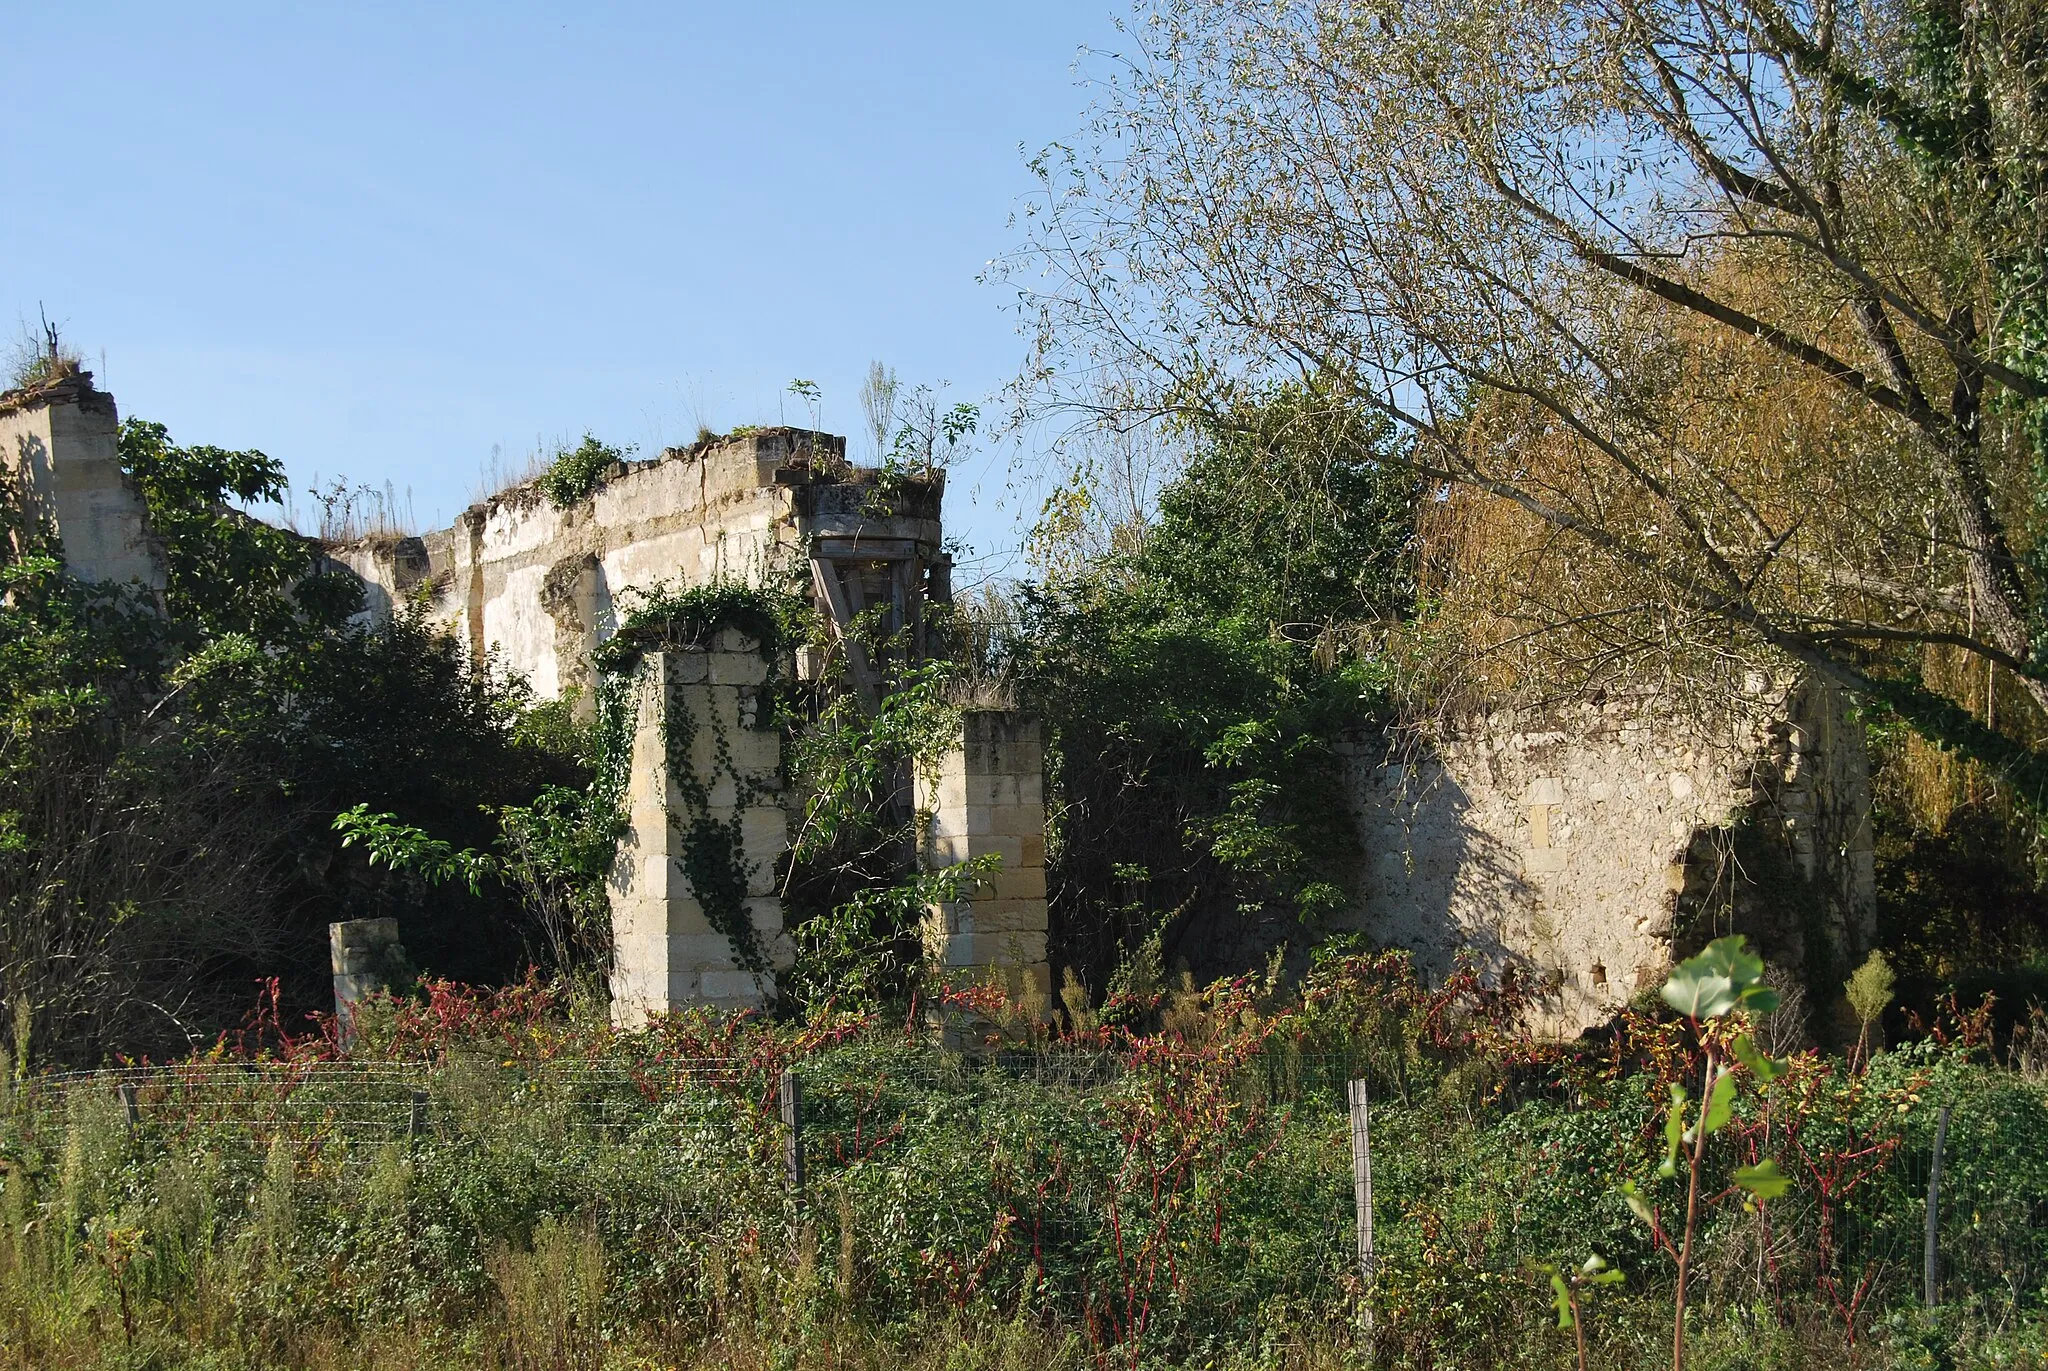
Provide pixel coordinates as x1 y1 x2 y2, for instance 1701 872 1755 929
608 633 790 1025
914 710 1052 1006
330 918 411 1044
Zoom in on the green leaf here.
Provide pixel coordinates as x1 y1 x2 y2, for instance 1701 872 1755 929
1739 983 1782 1015
1733 1159 1791 1202
1730 1033 1786 1083
1701 1067 1738 1135
1619 1180 1655 1227
1548 1269 1574 1328
1661 936 1766 1019
1660 1083 1687 1175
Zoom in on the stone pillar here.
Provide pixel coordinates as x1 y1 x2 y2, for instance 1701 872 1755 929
608 633 791 1025
0 375 165 589
330 918 411 1044
914 710 1052 1006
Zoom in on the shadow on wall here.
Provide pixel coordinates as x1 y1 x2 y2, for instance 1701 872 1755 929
1349 754 1539 990
7 432 57 555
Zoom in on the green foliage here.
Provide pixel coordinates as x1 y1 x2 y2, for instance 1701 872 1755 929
1659 935 1782 1020
8 959 2046 1369
591 579 789 676
537 433 630 510
1014 379 1413 984
3 414 593 1060
117 418 361 643
333 805 500 895
789 857 1000 1014
659 665 773 974
781 655 1003 1017
1847 950 1900 1033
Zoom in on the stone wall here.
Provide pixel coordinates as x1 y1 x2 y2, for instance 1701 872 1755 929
915 711 1052 1007
330 429 943 704
607 638 792 1025
1344 682 1874 1034
0 374 165 590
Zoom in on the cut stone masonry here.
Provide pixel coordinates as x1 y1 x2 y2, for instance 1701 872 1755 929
607 637 793 1024
330 429 945 708
915 711 1053 1008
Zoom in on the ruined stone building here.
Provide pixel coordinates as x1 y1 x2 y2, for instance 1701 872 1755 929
5 373 1874 1035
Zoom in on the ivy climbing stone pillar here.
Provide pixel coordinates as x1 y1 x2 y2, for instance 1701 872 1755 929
608 632 791 1025
914 710 1052 1011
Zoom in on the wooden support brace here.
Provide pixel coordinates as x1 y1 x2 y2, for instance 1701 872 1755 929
812 557 880 712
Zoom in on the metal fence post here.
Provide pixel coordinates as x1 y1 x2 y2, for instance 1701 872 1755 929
1348 1077 1376 1329
780 1068 805 1194
1925 1102 1950 1306
409 1089 429 1143
117 1081 140 1133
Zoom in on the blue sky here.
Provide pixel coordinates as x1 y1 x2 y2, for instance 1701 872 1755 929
0 3 1126 576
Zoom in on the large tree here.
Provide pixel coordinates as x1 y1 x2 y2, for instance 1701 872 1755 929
1010 0 2048 797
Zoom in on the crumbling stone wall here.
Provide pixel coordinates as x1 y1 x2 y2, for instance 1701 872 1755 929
1344 682 1875 1034
330 429 943 704
0 374 165 590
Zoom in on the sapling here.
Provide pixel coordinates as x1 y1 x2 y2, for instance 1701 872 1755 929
1844 951 1896 1072
1615 936 1792 1371
1538 1254 1623 1371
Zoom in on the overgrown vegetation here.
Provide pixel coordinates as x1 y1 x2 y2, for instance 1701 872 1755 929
538 435 631 510
5 949 2048 1369
1010 380 1415 988
0 418 584 1064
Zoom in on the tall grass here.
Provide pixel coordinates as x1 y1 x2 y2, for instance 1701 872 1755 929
3 960 2048 1368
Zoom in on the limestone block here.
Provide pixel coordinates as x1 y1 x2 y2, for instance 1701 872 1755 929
984 867 1047 904
670 933 746 968
966 834 1027 869
1525 776 1564 806
664 895 715 937
689 776 744 810
746 896 785 937
969 897 1048 934
710 650 768 687
938 930 1049 968
666 652 710 684
1020 834 1046 867
923 832 973 867
927 900 971 936
990 802 1048 838
725 727 780 775
700 968 771 1002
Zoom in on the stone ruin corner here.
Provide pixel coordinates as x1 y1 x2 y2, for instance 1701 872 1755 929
5 384 1877 1034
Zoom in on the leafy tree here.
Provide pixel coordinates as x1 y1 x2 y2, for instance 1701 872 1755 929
1012 382 1413 987
1010 0 2048 806
1 418 584 1062
117 418 361 642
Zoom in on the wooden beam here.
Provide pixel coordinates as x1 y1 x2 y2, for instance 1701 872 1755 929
812 556 880 712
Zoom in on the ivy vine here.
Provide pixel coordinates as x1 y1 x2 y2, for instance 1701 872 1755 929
596 582 793 974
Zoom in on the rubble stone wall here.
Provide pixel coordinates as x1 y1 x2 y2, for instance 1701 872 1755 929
330 430 940 702
1343 683 1875 1034
0 377 165 590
